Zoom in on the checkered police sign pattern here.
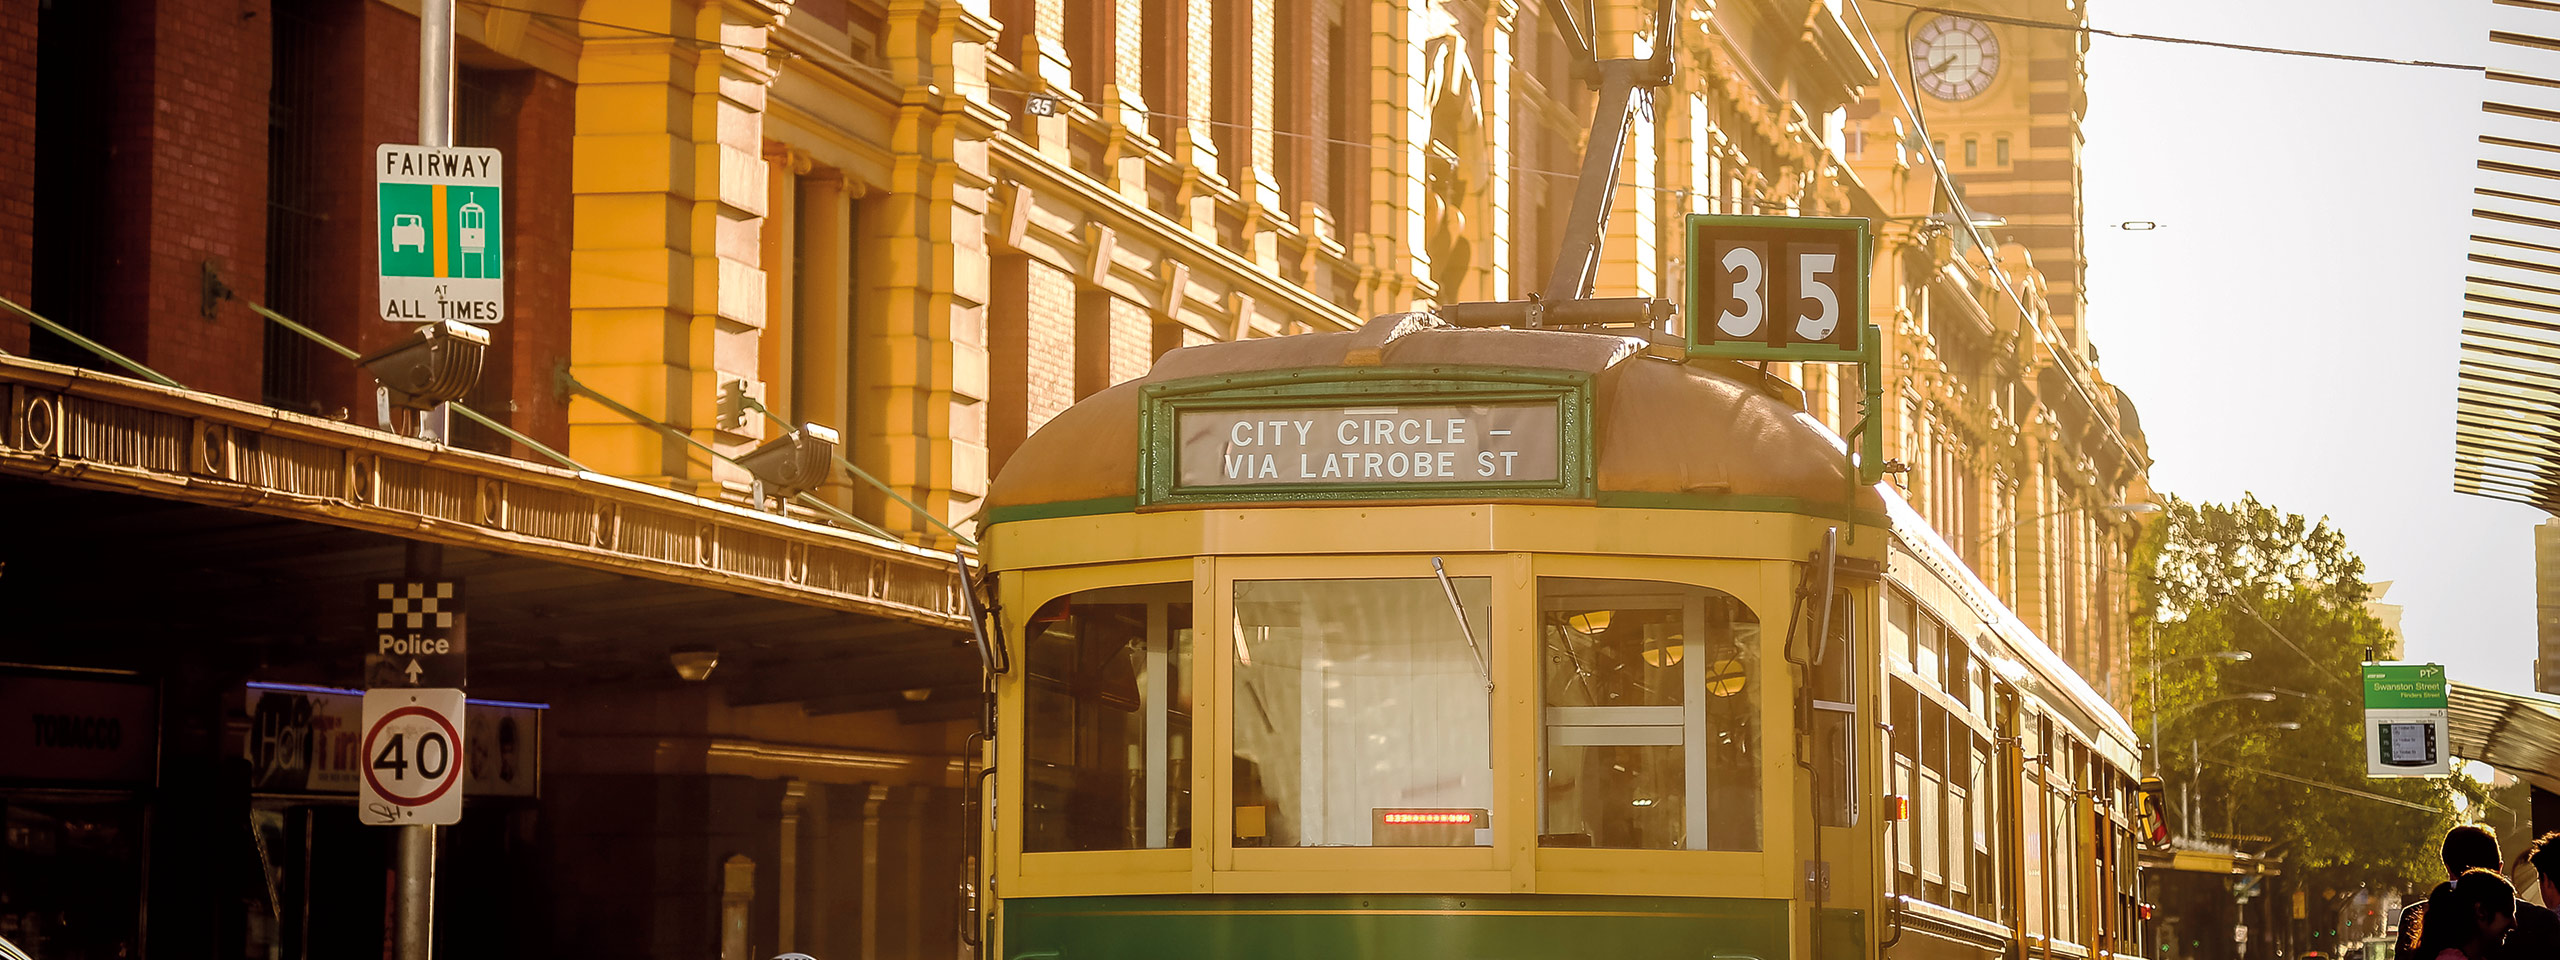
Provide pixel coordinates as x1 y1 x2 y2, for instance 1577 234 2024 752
376 581 460 630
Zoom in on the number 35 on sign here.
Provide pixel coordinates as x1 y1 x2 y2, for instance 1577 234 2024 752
1683 214 1870 359
360 688 465 826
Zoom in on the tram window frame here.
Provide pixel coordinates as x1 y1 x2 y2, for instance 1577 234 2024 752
1919 703 1947 890
1886 590 1915 668
1537 577 1765 852
1021 581 1196 854
1811 588 1858 827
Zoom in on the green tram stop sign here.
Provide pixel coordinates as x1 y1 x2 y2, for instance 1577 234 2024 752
377 144 503 324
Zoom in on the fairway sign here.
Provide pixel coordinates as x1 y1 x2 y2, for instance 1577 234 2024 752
377 144 504 324
359 687 465 825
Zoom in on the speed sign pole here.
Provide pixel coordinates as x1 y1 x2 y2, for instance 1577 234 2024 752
386 4 461 959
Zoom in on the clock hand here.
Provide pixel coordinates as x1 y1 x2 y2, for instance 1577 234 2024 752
1927 55 1959 77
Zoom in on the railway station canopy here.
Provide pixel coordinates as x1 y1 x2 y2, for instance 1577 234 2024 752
2449 682 2560 796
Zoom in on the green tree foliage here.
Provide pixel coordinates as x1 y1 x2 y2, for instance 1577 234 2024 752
2135 495 2482 892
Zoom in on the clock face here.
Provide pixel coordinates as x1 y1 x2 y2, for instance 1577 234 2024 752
1910 16 2001 101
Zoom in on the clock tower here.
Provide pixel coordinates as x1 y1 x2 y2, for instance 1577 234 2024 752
1857 0 2092 350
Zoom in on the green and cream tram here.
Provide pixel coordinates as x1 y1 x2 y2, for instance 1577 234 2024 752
969 314 2146 960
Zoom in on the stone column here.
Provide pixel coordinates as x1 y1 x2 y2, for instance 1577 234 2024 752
858 0 996 544
567 0 789 490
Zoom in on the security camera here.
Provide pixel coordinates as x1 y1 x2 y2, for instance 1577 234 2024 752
360 320 489 409
735 422 839 509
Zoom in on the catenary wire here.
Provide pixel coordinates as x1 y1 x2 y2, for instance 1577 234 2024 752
1861 0 2484 72
1846 0 2144 470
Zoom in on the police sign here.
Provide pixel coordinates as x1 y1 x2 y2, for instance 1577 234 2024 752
377 144 503 324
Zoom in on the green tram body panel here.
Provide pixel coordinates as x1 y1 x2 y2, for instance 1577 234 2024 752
1005 895 1862 960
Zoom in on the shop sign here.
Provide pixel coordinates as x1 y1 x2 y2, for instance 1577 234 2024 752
2364 662 2450 778
1140 371 1595 506
245 683 538 798
0 670 157 786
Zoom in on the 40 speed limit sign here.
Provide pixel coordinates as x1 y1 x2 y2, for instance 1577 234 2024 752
360 688 465 825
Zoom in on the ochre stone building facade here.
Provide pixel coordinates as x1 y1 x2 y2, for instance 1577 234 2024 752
0 0 2146 956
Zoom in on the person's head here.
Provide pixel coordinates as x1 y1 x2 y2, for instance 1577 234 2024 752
2416 867 2518 956
2531 832 2560 908
2447 824 2503 880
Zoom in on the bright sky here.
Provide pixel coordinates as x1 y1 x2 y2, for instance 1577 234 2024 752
2077 1 2543 686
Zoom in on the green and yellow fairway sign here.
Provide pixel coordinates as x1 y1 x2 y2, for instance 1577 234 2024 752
377 144 503 324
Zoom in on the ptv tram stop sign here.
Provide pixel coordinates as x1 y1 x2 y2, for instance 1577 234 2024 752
377 144 503 324
359 687 464 826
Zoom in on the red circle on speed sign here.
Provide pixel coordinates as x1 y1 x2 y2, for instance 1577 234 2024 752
362 704 462 806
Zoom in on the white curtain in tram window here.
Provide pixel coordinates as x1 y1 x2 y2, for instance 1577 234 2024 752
1231 578 1493 847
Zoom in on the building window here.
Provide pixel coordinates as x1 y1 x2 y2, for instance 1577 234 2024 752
1996 137 2011 166
1539 578 1763 851
1845 126 1866 158
1963 138 1979 167
1232 577 1494 847
1024 583 1196 852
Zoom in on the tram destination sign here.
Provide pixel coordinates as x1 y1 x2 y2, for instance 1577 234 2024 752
1140 372 1595 506
1179 402 1561 488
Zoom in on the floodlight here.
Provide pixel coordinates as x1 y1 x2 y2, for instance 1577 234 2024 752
360 320 489 409
736 422 839 508
669 645 719 682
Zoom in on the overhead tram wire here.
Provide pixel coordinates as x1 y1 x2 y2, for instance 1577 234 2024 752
462 0 1806 212
1843 0 2143 471
1859 0 2485 72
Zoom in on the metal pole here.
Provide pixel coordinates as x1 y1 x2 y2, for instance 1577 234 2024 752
420 0 453 148
417 0 455 443
397 825 437 960
397 541 442 960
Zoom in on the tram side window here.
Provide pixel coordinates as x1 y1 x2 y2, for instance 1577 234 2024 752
1811 590 1857 827
1972 734 1995 916
1539 579 1762 852
1920 703 1945 890
1891 678 1918 879
1886 591 1915 667
1231 578 1494 848
1024 583 1195 853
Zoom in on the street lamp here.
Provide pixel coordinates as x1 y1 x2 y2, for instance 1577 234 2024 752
2147 651 2253 752
2189 721 2302 840
1985 500 2161 541
2158 691 2280 726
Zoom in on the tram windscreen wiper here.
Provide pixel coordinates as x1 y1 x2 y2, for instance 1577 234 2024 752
1433 557 1494 691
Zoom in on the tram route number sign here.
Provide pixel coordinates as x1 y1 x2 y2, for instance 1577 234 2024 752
358 687 465 826
1177 402 1561 488
1684 214 1869 361
378 144 504 324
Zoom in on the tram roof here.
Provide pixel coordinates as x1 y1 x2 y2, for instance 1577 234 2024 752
985 316 1886 525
